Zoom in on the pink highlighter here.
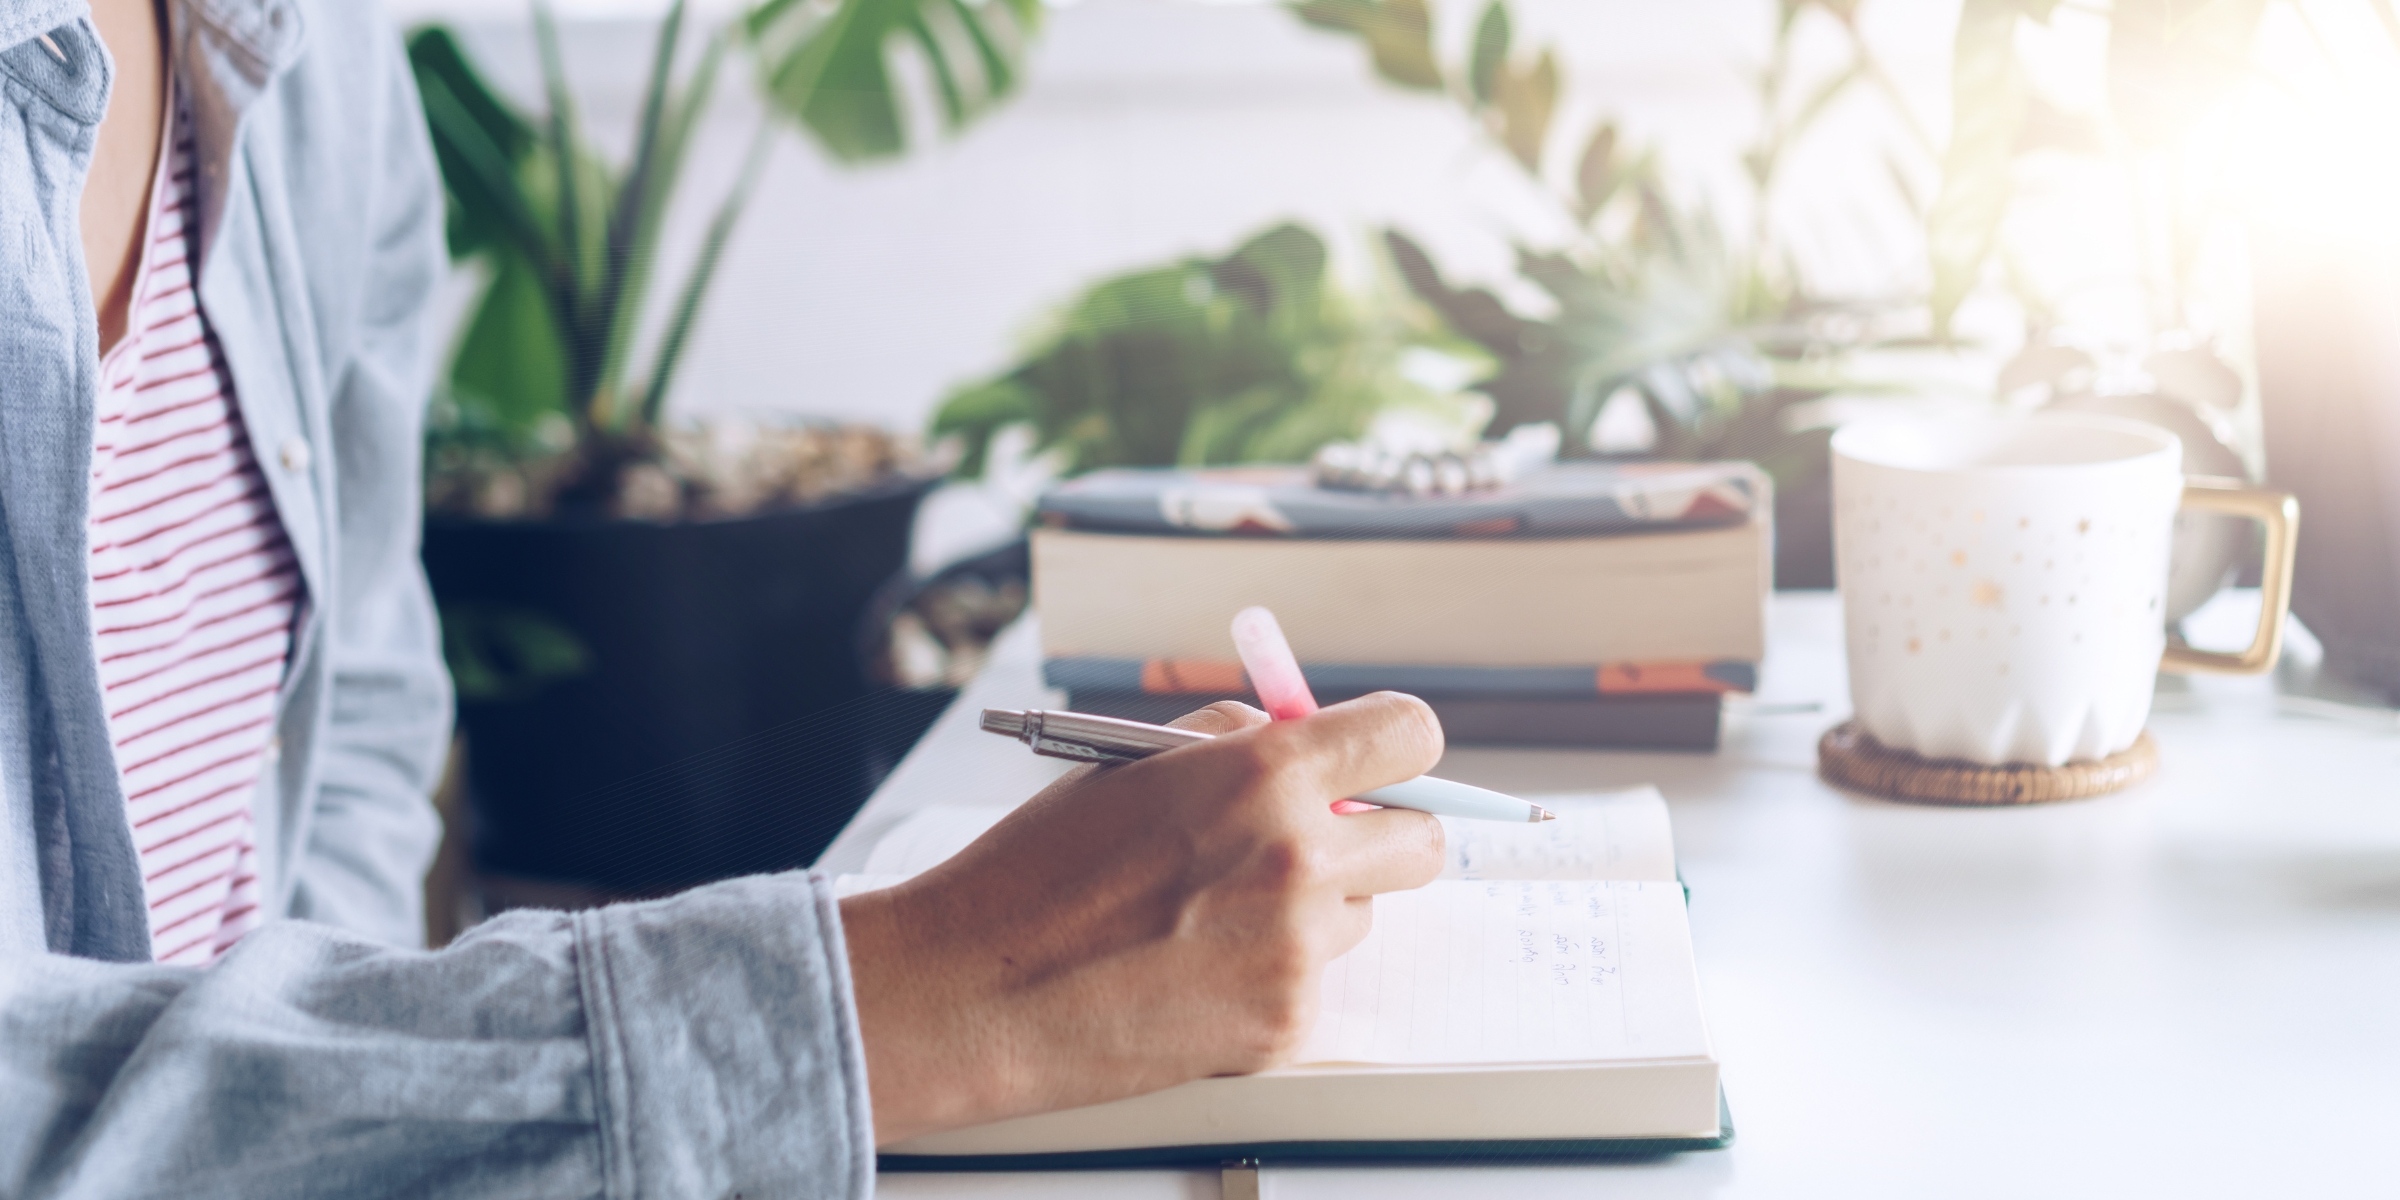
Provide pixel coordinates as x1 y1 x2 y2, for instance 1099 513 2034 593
1230 607 1377 813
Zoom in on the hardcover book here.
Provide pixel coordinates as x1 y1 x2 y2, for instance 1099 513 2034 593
1063 690 1726 751
1036 462 1765 539
1033 511 1772 667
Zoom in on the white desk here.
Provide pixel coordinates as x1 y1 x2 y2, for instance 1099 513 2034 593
820 592 2400 1199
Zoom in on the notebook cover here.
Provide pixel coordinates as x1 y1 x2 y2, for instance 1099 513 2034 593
880 1089 1733 1171
1036 463 1763 539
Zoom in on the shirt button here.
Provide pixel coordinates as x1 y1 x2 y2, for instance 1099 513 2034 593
278 437 312 474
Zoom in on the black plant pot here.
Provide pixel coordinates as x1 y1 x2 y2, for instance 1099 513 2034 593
421 477 947 891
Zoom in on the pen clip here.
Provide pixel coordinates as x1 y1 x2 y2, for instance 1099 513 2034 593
1027 736 1140 764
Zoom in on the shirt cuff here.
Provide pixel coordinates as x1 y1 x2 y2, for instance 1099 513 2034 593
574 871 875 1199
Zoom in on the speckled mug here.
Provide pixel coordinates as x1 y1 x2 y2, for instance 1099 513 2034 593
1832 413 2297 766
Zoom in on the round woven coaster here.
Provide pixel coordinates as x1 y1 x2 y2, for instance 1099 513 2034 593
1817 720 2158 806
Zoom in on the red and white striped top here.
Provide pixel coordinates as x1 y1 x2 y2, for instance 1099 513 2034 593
89 90 303 967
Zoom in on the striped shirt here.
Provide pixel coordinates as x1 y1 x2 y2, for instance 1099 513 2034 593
89 87 303 967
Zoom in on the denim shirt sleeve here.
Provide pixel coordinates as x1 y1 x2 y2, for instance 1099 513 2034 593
0 871 878 1199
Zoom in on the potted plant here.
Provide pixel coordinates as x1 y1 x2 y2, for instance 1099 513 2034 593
408 0 1040 893
1286 0 1966 587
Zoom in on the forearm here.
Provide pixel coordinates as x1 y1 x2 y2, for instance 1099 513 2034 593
841 881 1023 1146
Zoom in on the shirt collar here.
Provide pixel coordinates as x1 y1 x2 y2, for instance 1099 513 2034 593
0 0 84 57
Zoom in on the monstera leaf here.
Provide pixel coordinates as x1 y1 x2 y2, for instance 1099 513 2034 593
749 0 1044 164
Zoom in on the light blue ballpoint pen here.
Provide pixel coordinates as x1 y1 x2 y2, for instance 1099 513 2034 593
976 707 1556 823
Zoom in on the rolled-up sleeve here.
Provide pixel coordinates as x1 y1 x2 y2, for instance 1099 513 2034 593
0 871 876 1199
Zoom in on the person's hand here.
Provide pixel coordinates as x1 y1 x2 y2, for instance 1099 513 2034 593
838 692 1446 1145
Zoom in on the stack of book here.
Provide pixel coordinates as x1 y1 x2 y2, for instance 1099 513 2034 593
1030 461 1771 750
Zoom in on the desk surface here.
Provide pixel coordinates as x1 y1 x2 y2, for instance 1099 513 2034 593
821 592 2400 1199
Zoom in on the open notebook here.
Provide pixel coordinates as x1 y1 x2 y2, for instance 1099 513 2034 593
844 787 1728 1168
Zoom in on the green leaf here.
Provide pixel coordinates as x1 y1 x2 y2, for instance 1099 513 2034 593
639 131 771 427
1925 0 2027 339
930 378 1040 477
1573 122 1618 222
1175 383 1290 467
531 0 589 297
902 11 968 129
530 0 626 423
946 0 1028 98
1469 2 1510 106
441 603 594 703
750 0 1043 165
407 25 537 260
935 222 1458 479
1290 0 1443 91
446 247 570 445
1493 49 1558 175
408 26 549 266
594 0 698 408
1214 222 1328 329
1382 228 1531 355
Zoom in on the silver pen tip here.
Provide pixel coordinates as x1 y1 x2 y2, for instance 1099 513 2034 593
1531 805 1556 822
980 709 1027 737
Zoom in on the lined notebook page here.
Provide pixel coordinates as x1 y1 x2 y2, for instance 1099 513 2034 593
1297 879 1708 1066
863 787 1674 882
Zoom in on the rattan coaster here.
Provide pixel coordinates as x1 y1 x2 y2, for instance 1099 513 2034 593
1817 720 2158 806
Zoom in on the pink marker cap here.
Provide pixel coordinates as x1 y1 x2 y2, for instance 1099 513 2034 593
1231 606 1318 721
1231 608 1375 812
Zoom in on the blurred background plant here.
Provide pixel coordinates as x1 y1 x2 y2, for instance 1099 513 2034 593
410 0 1041 521
930 221 1486 480
409 0 1055 913
1293 0 1953 583
1282 0 2384 582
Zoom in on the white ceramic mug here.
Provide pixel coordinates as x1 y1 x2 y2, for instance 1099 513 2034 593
1832 413 2297 766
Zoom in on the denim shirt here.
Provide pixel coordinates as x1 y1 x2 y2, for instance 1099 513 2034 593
0 2 874 1195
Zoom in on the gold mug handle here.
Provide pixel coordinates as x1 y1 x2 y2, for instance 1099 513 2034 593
2159 477 2300 675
